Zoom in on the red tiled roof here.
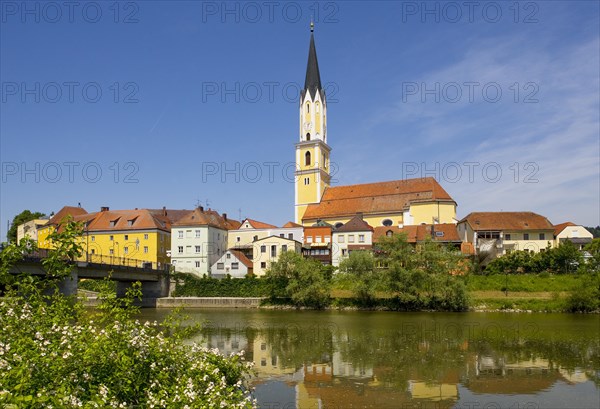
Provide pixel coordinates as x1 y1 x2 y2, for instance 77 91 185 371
460 212 554 231
230 250 253 269
373 224 460 243
335 215 374 232
72 209 173 232
173 208 241 230
553 222 576 236
48 206 88 225
242 218 278 229
282 221 302 228
302 177 455 221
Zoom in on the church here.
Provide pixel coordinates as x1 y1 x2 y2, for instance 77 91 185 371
294 24 458 229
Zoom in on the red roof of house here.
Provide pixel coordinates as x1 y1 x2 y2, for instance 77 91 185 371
302 177 455 221
48 206 88 225
242 218 278 229
335 215 374 232
173 208 241 230
282 221 302 228
553 222 577 236
460 212 554 231
230 250 253 269
373 224 460 243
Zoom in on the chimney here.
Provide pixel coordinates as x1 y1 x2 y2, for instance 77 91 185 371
100 206 109 212
222 213 227 221
199 206 204 212
163 206 167 216
356 212 364 220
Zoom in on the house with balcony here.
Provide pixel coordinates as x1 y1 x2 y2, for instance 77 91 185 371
303 220 333 265
457 212 555 263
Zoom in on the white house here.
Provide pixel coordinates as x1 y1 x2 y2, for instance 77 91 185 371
211 249 253 278
170 207 240 277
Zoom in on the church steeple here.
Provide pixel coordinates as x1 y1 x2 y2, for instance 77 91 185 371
295 23 331 224
302 22 323 101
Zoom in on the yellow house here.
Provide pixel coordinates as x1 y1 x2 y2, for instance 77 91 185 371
39 205 189 268
37 206 88 249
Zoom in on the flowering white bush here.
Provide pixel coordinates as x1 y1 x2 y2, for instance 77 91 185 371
0 222 256 408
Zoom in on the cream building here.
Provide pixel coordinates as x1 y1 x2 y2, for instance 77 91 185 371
457 212 555 261
553 222 594 250
17 218 48 243
252 235 303 277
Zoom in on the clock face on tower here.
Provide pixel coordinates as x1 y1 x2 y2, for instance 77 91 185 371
303 122 312 131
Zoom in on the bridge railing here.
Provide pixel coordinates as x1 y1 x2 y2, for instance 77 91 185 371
21 249 171 274
85 254 171 273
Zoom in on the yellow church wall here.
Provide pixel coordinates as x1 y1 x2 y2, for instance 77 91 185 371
298 146 315 171
410 202 456 225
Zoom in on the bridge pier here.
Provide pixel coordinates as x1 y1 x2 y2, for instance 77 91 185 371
116 274 171 308
42 270 79 298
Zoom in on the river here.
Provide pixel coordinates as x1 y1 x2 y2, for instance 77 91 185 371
138 309 600 409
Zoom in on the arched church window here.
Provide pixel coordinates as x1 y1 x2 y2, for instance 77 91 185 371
305 151 311 166
382 219 393 227
306 133 311 141
316 102 320 113
306 103 310 114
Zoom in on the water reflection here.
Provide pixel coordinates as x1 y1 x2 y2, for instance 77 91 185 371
147 310 599 408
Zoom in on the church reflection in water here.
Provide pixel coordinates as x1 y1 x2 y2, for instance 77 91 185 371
195 318 598 409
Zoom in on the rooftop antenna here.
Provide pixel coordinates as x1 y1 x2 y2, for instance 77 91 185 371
195 199 202 209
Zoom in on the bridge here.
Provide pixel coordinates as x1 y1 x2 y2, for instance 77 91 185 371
8 250 172 307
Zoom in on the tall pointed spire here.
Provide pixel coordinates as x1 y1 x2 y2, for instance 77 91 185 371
303 22 323 101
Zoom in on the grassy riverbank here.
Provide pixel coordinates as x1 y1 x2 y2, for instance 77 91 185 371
169 273 599 313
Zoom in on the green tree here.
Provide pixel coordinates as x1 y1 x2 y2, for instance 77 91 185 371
7 209 46 243
339 250 377 306
584 238 600 272
376 235 469 311
0 221 254 408
265 251 331 308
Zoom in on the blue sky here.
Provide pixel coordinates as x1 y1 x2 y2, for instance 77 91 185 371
1 1 599 239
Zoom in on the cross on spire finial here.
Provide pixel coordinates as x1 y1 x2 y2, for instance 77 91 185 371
310 19 314 32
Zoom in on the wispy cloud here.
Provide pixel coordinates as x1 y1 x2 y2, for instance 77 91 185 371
366 35 600 225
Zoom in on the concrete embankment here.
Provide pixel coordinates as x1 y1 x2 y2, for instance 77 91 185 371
156 297 265 308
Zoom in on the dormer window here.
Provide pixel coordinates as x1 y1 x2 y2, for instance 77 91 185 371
109 218 120 227
386 230 393 237
127 218 136 227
